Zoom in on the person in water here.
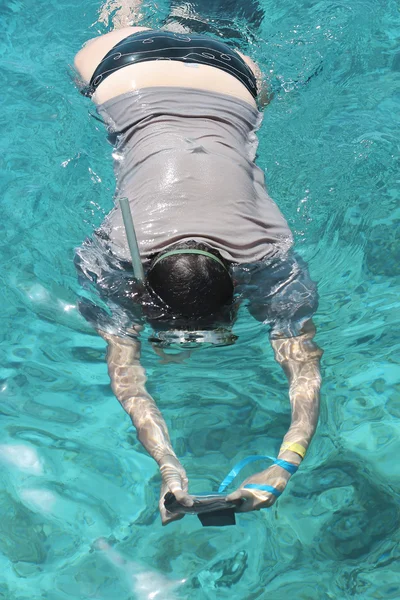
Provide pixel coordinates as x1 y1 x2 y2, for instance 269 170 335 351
73 4 323 525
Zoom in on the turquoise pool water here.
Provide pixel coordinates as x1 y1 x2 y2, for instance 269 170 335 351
1 0 400 597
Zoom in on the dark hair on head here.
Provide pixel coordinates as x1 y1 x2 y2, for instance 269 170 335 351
146 241 234 319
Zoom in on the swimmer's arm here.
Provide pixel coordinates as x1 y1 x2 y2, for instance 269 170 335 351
226 320 322 511
100 329 192 521
99 329 177 463
272 320 323 467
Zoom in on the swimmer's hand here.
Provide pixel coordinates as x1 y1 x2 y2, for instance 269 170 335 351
158 454 194 525
226 463 293 512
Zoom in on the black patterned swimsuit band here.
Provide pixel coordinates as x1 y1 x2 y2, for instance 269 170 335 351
82 30 258 99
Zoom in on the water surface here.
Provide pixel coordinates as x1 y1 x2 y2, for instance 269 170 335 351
1 0 399 597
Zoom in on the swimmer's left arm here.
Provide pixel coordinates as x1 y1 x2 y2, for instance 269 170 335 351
273 320 323 467
227 320 322 512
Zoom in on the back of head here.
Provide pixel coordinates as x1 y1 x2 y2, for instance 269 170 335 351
146 242 234 321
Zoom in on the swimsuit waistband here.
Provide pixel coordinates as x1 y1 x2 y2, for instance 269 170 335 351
82 29 258 99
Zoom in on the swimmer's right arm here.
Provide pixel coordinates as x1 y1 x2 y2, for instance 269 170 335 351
99 329 193 523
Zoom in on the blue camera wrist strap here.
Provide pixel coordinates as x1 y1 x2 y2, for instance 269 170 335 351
218 455 298 497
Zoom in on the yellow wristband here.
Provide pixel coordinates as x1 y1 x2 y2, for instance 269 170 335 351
280 443 307 459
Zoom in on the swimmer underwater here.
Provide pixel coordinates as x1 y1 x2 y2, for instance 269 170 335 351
73 0 323 525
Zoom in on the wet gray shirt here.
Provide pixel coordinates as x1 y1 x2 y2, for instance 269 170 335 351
96 87 293 264
76 87 317 338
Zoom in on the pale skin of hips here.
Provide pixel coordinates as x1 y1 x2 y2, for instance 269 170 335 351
76 21 322 523
74 26 261 107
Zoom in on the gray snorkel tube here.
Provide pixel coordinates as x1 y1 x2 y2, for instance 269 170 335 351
119 197 145 283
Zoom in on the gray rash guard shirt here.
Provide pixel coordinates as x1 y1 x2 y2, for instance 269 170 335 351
95 87 293 264
76 87 317 338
